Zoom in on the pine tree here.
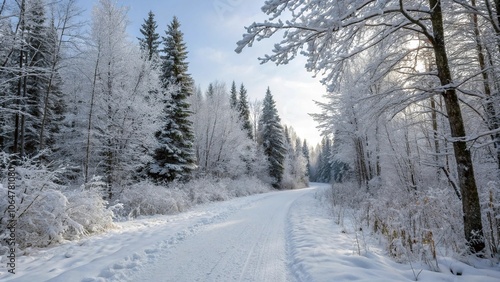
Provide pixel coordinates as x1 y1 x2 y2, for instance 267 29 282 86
258 87 286 188
138 11 160 61
237 83 252 139
230 81 238 109
150 16 196 182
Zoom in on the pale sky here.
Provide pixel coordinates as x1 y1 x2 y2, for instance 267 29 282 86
79 0 326 146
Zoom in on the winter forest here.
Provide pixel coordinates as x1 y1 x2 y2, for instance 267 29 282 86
1 0 500 277
0 0 314 252
235 0 500 259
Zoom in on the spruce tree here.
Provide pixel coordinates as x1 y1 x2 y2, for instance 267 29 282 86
230 81 238 109
258 87 286 188
302 139 311 179
317 137 332 183
23 0 62 157
38 18 67 158
0 7 19 153
237 83 252 139
206 83 215 97
150 16 196 182
138 11 160 61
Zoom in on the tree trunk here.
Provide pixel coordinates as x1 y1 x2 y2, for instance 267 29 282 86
470 0 500 172
428 0 485 253
13 0 26 155
84 51 100 183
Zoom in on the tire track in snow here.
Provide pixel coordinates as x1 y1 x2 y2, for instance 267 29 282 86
128 188 313 282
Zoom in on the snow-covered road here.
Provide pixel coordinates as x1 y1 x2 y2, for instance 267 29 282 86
132 186 309 282
3 185 320 282
3 183 500 282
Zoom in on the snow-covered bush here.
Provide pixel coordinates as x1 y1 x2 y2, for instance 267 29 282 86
117 181 190 218
280 170 298 190
183 177 230 204
0 156 114 251
226 176 271 197
182 176 271 204
325 181 464 267
115 176 271 218
369 185 462 265
65 189 115 237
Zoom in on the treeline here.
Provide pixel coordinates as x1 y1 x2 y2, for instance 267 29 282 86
0 0 309 250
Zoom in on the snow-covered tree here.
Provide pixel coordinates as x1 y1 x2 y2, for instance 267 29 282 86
236 0 488 254
0 0 67 159
150 16 196 182
63 0 162 198
316 137 333 183
282 126 309 189
258 87 286 188
191 81 254 178
238 83 253 139
302 139 311 180
229 80 238 109
294 137 309 186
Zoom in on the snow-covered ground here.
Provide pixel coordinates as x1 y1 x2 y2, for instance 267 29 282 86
1 183 499 281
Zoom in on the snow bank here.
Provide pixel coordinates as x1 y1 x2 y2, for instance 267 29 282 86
115 176 270 218
286 184 500 282
0 164 114 253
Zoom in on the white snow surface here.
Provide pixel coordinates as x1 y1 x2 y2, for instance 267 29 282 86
2 183 500 281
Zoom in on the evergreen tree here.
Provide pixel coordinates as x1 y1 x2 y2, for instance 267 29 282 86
258 87 286 188
330 134 350 183
317 137 332 183
302 139 311 179
22 0 49 156
138 11 160 61
283 125 292 153
38 18 67 158
295 137 309 186
0 7 19 153
230 81 238 109
150 16 196 182
18 0 65 158
160 16 193 93
206 82 215 97
237 83 252 139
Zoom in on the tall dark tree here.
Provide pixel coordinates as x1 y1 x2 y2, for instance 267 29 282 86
150 16 196 182
316 137 332 183
302 139 311 180
12 0 64 158
0 4 19 153
138 11 160 61
38 18 67 158
237 83 252 139
230 80 238 109
1 0 70 167
258 87 286 188
206 82 215 97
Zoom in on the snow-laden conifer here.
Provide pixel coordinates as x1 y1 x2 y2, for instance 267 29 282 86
150 16 196 182
258 87 286 188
